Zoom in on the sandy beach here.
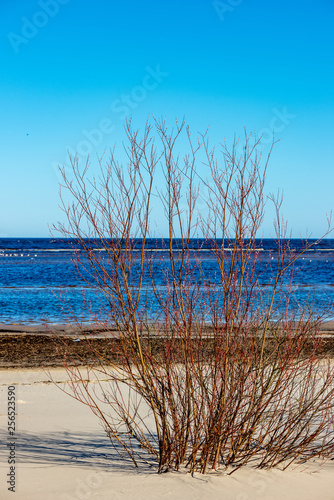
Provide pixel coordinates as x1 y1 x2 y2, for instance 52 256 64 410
0 366 333 500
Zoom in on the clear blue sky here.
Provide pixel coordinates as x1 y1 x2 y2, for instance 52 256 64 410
0 0 333 237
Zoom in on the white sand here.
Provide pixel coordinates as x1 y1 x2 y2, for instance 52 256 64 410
1 368 334 500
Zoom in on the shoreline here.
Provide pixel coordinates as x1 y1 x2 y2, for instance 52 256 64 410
2 320 334 335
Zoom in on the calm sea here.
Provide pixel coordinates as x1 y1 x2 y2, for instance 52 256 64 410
1 238 334 324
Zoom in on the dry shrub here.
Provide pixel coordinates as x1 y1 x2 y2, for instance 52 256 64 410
53 118 334 473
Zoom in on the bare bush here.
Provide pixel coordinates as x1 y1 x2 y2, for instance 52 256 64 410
53 117 334 474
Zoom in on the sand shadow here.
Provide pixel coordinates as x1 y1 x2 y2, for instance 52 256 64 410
1 429 157 473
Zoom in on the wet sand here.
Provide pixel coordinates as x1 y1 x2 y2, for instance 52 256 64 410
2 322 334 368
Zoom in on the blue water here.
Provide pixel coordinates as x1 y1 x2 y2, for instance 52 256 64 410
1 238 334 324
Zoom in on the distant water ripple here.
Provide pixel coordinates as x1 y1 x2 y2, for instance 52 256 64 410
1 238 334 324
